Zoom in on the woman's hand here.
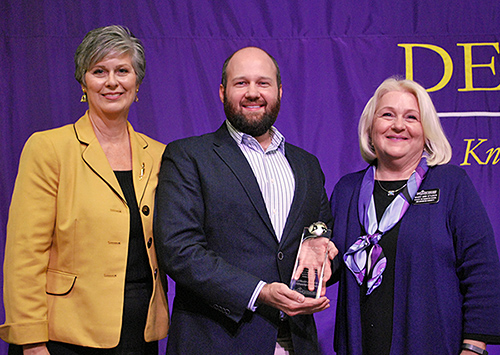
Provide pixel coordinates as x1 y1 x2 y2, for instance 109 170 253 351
460 340 487 355
23 343 50 355
293 239 338 295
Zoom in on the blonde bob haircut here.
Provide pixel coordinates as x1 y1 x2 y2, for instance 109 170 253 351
358 77 452 166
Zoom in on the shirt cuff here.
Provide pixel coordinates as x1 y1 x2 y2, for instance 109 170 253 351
247 281 267 311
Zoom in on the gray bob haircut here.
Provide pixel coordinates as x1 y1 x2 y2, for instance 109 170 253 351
74 25 145 86
358 77 452 166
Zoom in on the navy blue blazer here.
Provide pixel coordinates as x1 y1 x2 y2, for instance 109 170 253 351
330 164 500 355
154 123 332 355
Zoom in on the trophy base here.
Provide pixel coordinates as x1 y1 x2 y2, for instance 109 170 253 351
290 269 320 298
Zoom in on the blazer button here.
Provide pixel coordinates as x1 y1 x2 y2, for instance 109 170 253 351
147 237 153 248
142 205 150 216
277 251 284 260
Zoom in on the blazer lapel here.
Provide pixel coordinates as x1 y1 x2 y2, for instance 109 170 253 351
128 124 153 205
212 124 277 240
280 145 308 246
74 113 125 202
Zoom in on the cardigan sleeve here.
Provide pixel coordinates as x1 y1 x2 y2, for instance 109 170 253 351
0 132 60 344
451 172 500 343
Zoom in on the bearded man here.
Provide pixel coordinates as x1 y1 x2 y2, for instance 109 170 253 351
154 47 335 355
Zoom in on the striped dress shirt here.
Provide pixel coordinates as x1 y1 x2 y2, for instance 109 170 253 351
226 120 295 241
226 120 296 312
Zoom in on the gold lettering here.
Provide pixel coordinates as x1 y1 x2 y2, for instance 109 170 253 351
461 139 488 165
398 43 453 92
457 42 500 91
485 147 500 164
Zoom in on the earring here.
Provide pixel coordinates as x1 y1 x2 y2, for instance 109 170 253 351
135 89 139 102
80 92 87 103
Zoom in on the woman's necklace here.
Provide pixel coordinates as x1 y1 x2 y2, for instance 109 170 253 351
376 180 407 196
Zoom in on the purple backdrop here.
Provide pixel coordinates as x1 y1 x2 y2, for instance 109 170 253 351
1 1 500 354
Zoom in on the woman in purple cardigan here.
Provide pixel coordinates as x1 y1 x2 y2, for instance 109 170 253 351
330 77 500 355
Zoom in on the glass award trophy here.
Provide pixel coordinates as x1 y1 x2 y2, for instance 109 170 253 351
290 221 332 298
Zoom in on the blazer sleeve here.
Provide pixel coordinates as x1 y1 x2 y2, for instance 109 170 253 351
452 171 500 342
0 132 59 344
154 140 262 323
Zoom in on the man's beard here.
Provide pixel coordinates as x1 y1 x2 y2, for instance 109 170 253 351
223 94 280 137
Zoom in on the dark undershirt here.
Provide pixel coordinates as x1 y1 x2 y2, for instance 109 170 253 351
113 171 154 352
114 170 151 284
360 180 405 355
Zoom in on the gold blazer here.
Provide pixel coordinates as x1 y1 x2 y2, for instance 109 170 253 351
0 113 169 347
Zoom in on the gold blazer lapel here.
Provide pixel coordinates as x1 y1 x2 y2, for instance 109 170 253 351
128 123 154 205
74 113 125 201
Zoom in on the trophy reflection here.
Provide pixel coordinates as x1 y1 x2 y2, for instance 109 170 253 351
290 221 332 298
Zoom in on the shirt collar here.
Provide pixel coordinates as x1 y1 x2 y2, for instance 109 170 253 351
225 119 286 154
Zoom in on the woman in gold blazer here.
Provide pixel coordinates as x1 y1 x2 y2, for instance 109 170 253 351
0 26 169 354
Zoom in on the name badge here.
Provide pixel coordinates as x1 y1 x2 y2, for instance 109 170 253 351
413 189 440 204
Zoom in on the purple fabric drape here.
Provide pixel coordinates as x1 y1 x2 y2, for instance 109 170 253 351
1 1 500 353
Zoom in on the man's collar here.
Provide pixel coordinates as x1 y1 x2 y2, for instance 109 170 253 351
225 119 286 153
